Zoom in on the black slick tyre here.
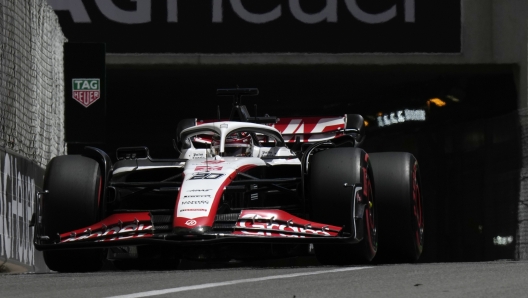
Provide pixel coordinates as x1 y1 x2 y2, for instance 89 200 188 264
310 147 377 265
369 152 424 263
42 155 105 272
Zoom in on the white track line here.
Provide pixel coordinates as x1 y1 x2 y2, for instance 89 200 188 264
106 266 372 298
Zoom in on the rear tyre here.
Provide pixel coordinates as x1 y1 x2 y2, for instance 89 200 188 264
310 148 377 265
369 152 424 263
42 155 105 272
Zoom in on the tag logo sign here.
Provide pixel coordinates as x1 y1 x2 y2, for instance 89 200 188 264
72 79 100 108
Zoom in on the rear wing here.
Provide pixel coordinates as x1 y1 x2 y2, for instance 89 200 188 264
195 115 363 144
272 116 346 143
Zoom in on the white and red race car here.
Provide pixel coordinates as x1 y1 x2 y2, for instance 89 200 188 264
33 88 424 272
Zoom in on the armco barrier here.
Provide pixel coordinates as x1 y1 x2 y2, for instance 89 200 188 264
0 147 47 273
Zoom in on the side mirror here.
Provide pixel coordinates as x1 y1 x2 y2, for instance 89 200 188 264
175 118 197 152
345 114 365 142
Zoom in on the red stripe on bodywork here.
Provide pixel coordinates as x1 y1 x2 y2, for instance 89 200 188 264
173 164 258 229
234 209 342 237
60 212 153 243
322 124 344 133
237 164 257 174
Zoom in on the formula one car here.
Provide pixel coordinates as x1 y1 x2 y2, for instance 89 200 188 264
33 88 424 272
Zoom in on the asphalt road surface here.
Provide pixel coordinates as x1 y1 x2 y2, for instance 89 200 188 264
2 258 527 298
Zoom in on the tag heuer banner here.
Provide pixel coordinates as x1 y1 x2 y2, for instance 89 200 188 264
64 43 106 144
48 0 461 54
72 79 101 108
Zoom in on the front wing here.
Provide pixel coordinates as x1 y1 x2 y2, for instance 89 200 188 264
34 209 356 251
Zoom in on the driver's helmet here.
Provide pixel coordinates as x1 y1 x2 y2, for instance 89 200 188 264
212 132 253 157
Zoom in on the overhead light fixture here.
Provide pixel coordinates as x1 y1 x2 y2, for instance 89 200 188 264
446 95 460 102
428 98 446 107
376 109 426 127
493 235 514 246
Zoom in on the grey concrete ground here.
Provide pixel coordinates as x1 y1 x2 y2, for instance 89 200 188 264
1 259 527 298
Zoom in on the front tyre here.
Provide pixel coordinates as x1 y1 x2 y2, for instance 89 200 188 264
310 148 377 265
369 152 424 263
42 155 105 272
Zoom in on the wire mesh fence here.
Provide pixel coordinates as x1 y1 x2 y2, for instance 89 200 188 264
0 0 66 167
517 107 528 260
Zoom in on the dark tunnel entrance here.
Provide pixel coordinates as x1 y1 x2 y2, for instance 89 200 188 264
71 63 521 262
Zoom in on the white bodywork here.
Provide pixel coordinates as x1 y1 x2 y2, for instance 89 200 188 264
175 121 300 223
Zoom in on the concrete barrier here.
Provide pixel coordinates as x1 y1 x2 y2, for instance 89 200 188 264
0 147 48 273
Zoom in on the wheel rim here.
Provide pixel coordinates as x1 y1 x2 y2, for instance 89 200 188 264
365 174 377 255
412 163 424 249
